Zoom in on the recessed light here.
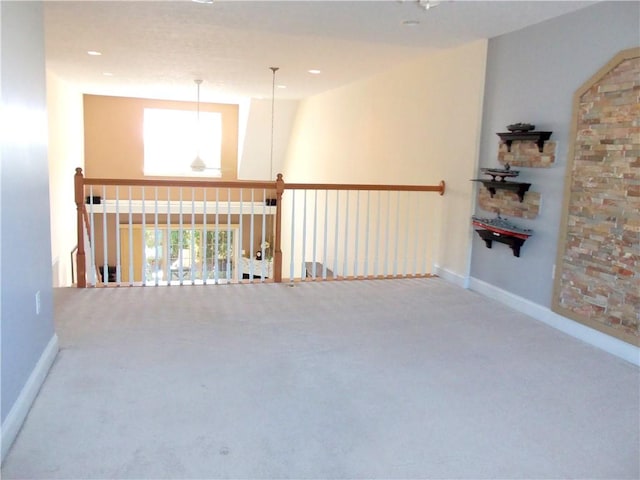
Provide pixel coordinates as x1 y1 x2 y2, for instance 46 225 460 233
276 85 287 89
402 20 420 26
308 69 321 75
419 0 440 10
87 50 102 56
103 72 113 76
192 0 214 3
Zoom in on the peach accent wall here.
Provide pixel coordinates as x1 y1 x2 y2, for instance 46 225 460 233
47 72 84 286
83 94 239 180
282 40 488 278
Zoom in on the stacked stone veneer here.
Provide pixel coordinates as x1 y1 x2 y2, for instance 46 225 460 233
498 141 556 167
556 55 639 344
477 139 548 220
477 188 540 219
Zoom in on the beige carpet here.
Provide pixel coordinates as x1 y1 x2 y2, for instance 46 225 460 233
2 278 639 479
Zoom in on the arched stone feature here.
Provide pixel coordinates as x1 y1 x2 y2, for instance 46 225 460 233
553 48 640 346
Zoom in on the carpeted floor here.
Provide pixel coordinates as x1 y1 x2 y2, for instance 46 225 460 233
2 278 639 479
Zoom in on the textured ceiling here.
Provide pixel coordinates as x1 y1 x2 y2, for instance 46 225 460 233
44 0 596 102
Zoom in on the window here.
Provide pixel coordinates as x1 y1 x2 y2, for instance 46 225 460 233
143 108 222 177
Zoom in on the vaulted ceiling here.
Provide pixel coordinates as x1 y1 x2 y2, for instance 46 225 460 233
44 1 596 102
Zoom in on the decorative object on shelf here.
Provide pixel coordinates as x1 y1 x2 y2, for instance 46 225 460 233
472 215 532 239
85 195 101 204
480 162 519 181
507 122 535 132
472 163 530 202
472 215 532 257
497 130 553 153
256 250 262 260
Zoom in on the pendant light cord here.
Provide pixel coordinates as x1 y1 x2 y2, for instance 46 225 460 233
269 67 279 180
195 79 202 157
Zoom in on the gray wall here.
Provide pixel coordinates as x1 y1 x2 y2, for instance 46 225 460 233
1 1 55 424
471 1 639 306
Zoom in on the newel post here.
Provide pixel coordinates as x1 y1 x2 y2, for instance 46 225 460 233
74 167 87 287
273 173 285 283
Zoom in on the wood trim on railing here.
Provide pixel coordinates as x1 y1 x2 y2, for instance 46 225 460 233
81 175 444 195
283 180 445 195
74 167 87 287
82 177 278 190
299 273 437 282
274 174 285 282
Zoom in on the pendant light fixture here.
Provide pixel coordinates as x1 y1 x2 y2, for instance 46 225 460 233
190 79 207 172
269 66 279 180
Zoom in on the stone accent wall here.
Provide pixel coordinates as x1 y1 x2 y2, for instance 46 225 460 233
477 188 540 219
498 141 556 168
554 52 639 345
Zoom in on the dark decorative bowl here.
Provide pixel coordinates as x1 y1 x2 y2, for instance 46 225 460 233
507 123 535 132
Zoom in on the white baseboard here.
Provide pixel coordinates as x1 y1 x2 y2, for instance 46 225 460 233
1 334 59 462
467 277 639 366
433 264 469 289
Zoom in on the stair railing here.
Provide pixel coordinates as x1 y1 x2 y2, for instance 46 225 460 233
74 167 444 287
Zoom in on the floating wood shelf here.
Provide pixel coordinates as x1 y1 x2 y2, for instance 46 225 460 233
497 131 552 152
472 179 531 202
474 229 528 257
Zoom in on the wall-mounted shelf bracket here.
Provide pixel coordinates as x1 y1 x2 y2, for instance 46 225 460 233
474 229 527 257
472 179 531 202
497 131 552 152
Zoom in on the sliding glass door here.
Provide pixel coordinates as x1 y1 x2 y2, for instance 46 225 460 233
120 224 239 284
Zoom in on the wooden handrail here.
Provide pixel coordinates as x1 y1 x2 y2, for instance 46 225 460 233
79 171 444 194
283 180 445 195
82 177 277 190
